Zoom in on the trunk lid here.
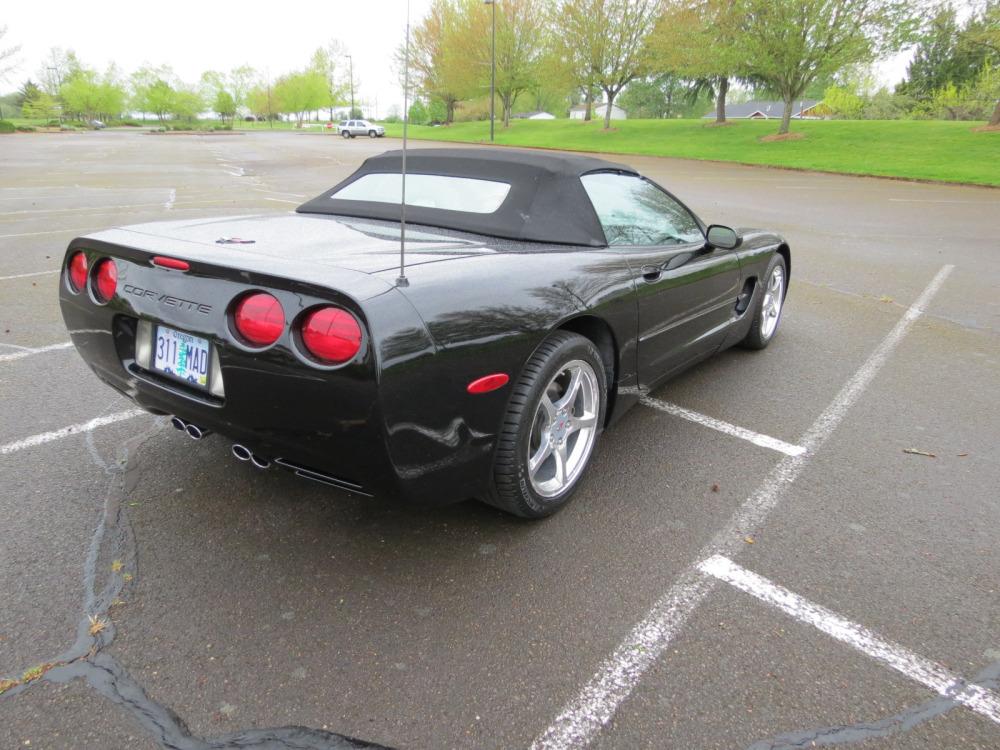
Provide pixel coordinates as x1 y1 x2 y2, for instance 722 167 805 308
90 213 492 275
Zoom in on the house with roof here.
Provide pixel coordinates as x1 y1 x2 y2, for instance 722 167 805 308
703 100 822 120
570 102 627 121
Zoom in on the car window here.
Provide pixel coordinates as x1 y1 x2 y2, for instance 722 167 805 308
331 173 512 213
581 172 703 246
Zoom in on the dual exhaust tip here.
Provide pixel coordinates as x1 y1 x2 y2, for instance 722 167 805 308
170 416 210 441
232 443 270 470
170 416 269 469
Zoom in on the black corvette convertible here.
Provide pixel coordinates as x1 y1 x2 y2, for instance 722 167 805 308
59 148 789 518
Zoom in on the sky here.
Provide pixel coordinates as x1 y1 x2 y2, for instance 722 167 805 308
2 0 434 114
3 0 921 111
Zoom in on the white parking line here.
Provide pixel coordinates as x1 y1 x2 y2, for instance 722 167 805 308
0 269 59 281
699 555 1000 725
0 409 146 456
0 228 96 239
531 264 954 750
0 341 74 363
263 198 300 205
641 397 806 456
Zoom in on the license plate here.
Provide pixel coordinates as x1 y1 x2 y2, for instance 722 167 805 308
152 326 211 390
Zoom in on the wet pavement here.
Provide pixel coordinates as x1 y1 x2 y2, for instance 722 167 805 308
1 129 998 749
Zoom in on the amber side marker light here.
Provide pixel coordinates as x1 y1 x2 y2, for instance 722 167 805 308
467 373 510 394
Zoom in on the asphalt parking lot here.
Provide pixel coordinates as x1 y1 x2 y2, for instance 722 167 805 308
1 128 998 750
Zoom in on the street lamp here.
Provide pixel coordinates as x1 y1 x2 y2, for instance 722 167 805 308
484 0 496 142
346 54 355 118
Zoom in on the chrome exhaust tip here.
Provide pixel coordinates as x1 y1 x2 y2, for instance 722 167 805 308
250 454 271 470
170 416 187 431
231 444 252 462
185 423 210 440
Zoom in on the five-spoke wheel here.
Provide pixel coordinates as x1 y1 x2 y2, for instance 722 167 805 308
489 331 606 518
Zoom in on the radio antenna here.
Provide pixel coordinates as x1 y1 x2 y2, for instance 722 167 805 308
396 0 411 288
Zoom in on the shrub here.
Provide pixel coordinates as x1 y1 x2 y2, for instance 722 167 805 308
16 126 36 132
0 120 15 134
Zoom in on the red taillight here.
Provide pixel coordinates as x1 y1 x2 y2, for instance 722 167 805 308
93 259 118 303
300 306 362 364
233 293 285 347
68 252 88 292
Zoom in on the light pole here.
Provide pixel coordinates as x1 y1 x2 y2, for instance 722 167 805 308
484 0 495 142
346 55 355 118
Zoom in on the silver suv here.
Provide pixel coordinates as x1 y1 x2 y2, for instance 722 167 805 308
339 119 385 139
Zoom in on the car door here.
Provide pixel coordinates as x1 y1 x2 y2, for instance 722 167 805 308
581 172 742 387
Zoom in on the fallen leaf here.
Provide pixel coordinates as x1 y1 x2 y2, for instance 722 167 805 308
957 453 969 457
711 483 720 492
744 536 755 544
110 560 123 572
903 448 936 458
878 295 894 303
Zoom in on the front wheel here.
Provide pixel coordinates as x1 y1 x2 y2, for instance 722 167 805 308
740 253 787 349
487 331 606 518
368 130 377 138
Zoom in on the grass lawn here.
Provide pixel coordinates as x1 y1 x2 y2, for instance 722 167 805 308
378 118 1000 187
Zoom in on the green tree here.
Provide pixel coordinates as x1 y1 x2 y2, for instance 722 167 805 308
822 85 864 118
902 5 986 98
451 0 548 127
960 1 1000 126
273 70 329 126
649 0 746 124
619 73 689 118
60 67 126 121
309 42 348 120
402 0 469 123
131 66 178 122
170 86 204 122
739 0 921 135
408 97 430 124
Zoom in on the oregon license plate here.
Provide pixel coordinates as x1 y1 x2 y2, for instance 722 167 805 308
152 326 210 390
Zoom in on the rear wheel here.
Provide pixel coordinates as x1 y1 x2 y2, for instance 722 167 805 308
487 331 606 518
341 130 351 139
740 253 787 349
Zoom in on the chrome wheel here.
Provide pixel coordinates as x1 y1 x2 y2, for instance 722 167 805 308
527 360 600 498
760 265 784 340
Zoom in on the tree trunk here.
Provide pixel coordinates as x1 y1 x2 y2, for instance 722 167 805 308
584 87 592 121
446 99 455 125
502 94 512 128
990 99 1000 127
715 76 728 124
778 97 793 135
603 90 615 130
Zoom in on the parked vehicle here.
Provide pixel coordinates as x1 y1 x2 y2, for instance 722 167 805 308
338 119 385 138
58 148 789 518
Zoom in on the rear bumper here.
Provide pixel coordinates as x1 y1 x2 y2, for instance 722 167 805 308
59 275 497 506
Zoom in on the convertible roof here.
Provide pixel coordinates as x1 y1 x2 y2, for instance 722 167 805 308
296 147 638 247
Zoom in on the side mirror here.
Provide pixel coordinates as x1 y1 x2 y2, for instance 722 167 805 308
706 224 741 250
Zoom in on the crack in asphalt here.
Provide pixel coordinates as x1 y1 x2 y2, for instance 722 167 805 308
746 660 1000 749
0 411 393 750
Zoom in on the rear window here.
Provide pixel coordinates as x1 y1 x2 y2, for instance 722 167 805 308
330 173 511 214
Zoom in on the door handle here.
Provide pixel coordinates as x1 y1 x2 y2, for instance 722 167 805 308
640 265 662 282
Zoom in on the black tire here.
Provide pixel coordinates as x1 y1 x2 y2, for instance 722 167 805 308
368 130 377 138
341 130 351 139
740 253 787 350
486 331 607 519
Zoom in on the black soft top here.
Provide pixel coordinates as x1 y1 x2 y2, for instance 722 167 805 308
296 147 638 247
